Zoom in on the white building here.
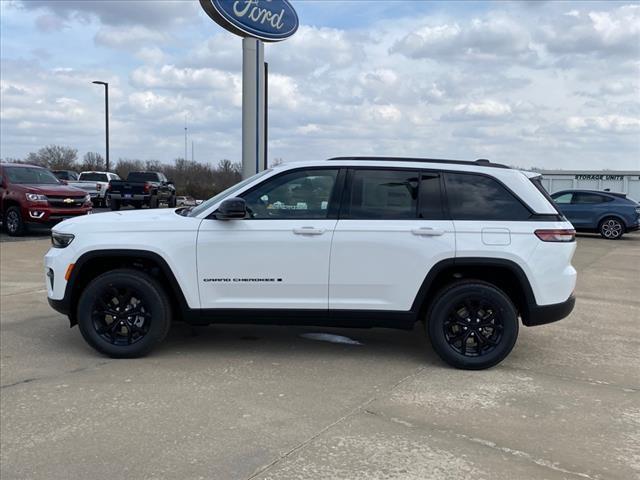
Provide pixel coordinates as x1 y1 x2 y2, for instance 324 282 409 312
540 171 640 202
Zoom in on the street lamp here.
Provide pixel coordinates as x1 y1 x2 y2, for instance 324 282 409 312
92 81 109 171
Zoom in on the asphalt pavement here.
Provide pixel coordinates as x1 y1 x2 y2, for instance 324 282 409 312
1 230 639 480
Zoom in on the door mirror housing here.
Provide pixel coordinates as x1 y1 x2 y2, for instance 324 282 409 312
215 197 247 220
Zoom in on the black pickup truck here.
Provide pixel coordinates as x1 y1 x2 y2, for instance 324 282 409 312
108 172 176 210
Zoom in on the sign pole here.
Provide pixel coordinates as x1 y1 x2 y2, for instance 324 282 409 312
242 37 265 179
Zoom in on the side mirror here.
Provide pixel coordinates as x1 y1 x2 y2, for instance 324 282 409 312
215 197 247 220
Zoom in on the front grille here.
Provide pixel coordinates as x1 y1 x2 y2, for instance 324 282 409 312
47 195 85 208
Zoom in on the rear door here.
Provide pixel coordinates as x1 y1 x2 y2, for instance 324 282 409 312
329 168 455 311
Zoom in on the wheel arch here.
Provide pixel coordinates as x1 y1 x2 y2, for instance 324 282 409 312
412 257 537 326
597 213 626 229
65 249 190 327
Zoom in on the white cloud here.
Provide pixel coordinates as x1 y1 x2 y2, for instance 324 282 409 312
447 100 513 120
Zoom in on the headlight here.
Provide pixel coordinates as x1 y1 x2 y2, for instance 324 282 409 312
51 231 75 248
26 193 47 202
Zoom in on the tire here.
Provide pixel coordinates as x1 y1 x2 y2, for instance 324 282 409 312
5 206 25 236
133 201 143 209
76 269 172 358
599 217 624 240
103 196 111 209
426 280 519 370
110 199 121 211
168 195 177 208
149 196 159 209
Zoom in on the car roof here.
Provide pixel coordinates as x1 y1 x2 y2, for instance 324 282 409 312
327 156 510 169
553 189 625 197
0 163 45 169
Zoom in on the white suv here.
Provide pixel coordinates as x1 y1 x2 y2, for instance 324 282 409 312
45 157 577 369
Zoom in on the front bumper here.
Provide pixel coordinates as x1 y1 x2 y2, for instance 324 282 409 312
524 294 576 327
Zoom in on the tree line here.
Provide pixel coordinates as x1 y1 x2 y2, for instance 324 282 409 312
2 145 242 200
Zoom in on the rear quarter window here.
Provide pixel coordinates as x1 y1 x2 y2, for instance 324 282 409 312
445 172 531 221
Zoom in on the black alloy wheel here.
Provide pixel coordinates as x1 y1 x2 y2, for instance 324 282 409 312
92 285 152 346
427 281 518 370
443 297 503 357
77 269 171 358
600 217 624 240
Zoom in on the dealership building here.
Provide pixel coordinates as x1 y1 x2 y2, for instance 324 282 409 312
539 171 640 201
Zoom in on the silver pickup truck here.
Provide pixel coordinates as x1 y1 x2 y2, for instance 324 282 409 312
68 171 121 208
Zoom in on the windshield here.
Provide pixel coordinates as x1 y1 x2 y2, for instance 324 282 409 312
79 173 108 182
5 167 60 185
128 172 160 182
188 169 272 217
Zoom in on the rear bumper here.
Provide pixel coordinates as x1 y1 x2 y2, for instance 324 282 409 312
109 193 149 202
524 294 576 326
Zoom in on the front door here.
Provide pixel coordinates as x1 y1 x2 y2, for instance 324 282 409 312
329 168 456 311
197 168 342 309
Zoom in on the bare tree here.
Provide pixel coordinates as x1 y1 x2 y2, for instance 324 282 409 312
25 145 78 170
80 152 105 172
114 158 145 179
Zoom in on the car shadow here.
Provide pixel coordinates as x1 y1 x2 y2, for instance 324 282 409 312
150 322 441 366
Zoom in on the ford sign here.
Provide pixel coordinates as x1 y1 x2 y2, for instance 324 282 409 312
199 0 298 42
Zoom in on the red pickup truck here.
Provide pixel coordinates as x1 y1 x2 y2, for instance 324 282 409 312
0 163 92 236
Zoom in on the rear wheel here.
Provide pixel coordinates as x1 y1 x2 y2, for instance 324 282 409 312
149 196 159 209
133 201 143 209
103 195 111 209
168 195 176 208
599 217 624 240
110 199 121 211
426 281 518 370
76 269 171 358
5 206 25 236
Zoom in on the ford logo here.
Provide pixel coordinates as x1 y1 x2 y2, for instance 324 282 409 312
199 0 298 42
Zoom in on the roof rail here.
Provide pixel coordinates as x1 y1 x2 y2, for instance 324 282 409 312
327 156 510 169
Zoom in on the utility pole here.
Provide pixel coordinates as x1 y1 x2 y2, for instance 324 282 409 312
184 114 188 161
192 140 194 162
92 81 109 171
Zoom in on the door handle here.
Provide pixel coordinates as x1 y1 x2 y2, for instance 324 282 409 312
411 227 445 236
293 227 325 235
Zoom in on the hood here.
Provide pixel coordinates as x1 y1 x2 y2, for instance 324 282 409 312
19 183 88 196
53 207 200 234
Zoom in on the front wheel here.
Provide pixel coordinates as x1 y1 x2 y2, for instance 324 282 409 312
76 269 172 358
426 281 518 370
4 206 26 236
599 217 624 240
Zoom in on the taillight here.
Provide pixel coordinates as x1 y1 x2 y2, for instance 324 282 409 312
96 183 101 191
534 229 576 242
144 182 150 193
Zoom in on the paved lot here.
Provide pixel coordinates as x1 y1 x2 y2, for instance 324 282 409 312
1 232 639 480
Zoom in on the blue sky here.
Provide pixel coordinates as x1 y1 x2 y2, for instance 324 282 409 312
1 1 639 169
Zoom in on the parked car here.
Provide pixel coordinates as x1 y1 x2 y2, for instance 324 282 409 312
550 189 640 240
107 171 176 210
0 163 92 236
46 157 577 369
68 171 121 208
52 170 79 182
176 196 196 207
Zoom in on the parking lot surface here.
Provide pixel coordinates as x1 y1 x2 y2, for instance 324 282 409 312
1 231 639 479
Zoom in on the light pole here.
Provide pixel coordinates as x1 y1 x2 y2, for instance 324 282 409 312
92 81 109 171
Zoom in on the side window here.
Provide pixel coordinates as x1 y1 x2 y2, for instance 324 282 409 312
242 169 338 219
445 172 531 221
419 174 444 220
552 193 573 204
345 169 419 219
572 193 607 204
